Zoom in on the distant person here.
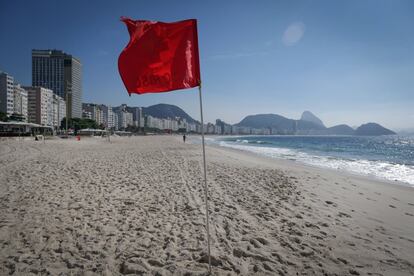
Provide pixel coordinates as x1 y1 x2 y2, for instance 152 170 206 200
183 134 186 143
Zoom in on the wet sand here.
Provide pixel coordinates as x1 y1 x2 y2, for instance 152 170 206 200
0 136 413 275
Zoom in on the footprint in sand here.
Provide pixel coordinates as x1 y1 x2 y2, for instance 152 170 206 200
388 205 396 209
338 212 352 218
325 200 337 207
318 221 329 228
337 257 348 264
349 268 361 275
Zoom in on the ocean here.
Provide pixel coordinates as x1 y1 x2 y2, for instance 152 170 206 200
210 135 414 186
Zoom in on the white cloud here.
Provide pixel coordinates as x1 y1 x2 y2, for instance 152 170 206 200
282 22 305 46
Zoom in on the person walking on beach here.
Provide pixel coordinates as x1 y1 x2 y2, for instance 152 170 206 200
183 134 186 143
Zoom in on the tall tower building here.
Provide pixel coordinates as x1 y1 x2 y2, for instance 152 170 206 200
32 49 82 118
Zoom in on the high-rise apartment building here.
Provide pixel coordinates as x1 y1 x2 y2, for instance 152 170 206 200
32 49 82 118
0 71 29 121
24 86 54 126
82 103 102 125
0 71 15 116
117 111 133 130
13 84 28 122
114 104 133 130
127 106 145 128
52 94 66 129
82 103 119 129
101 105 116 129
146 115 163 129
113 112 119 131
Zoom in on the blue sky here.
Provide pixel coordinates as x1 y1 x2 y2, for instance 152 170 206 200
1 0 413 130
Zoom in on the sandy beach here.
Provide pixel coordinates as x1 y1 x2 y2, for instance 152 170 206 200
0 135 413 275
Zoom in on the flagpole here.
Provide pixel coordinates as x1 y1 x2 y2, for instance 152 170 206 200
198 83 211 274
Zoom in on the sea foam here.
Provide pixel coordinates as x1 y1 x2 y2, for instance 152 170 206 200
218 141 414 186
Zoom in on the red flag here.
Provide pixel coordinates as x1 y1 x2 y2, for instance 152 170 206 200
118 17 201 94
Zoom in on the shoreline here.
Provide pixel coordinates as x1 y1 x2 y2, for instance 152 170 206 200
197 135 414 189
206 141 413 190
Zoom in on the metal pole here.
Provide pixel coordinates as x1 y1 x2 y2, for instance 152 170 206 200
66 84 68 136
198 84 211 273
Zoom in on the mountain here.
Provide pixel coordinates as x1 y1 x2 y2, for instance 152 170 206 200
127 104 397 136
236 114 325 134
355 123 396 136
142 104 197 124
237 114 295 129
300 111 325 127
326 124 355 135
235 113 395 136
296 120 326 131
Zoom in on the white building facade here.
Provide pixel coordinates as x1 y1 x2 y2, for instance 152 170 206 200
13 84 28 122
129 107 144 128
117 110 133 129
53 94 66 129
146 115 163 129
24 86 54 126
101 105 116 129
0 72 15 116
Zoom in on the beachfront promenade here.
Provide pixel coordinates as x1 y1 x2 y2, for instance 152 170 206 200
0 136 413 275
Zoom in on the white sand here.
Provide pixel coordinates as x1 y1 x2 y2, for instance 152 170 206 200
0 136 413 275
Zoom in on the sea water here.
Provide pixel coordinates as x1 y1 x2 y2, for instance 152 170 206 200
210 135 414 186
